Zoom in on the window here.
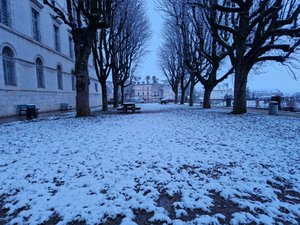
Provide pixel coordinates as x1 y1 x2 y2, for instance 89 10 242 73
71 70 75 91
32 8 41 42
36 58 44 88
2 46 16 85
57 65 63 90
95 83 98 92
0 0 11 26
54 25 60 52
69 36 74 59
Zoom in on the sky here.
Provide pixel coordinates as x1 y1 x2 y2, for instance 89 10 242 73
137 0 300 94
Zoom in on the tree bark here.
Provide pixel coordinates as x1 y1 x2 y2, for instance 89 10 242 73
189 78 195 107
113 82 119 108
174 90 179 104
73 28 95 117
233 68 248 114
203 86 213 109
121 85 125 105
180 88 185 105
100 80 108 111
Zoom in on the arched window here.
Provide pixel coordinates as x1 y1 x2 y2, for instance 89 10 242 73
2 46 16 85
57 65 63 90
36 57 45 88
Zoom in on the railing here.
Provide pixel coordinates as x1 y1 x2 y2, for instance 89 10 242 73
199 98 300 111
247 98 300 111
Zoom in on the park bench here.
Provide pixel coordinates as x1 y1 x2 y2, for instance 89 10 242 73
117 103 141 113
17 104 39 118
60 103 72 111
17 104 28 115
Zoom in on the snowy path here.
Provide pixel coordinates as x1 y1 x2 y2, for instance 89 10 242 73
0 104 299 224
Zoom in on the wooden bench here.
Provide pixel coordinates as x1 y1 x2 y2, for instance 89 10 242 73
17 104 39 116
117 103 141 113
17 104 28 115
60 103 72 111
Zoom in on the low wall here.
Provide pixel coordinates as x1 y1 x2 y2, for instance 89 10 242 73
0 89 102 117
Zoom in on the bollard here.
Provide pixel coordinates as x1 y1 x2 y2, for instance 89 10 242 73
255 99 260 108
269 101 278 115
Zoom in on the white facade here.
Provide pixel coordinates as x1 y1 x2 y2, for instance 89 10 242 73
162 83 175 99
133 83 163 102
0 0 102 117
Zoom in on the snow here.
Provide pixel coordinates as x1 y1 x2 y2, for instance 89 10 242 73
0 104 299 224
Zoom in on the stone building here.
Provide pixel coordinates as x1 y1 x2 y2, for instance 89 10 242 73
132 83 162 102
199 83 233 100
126 78 174 102
0 0 101 117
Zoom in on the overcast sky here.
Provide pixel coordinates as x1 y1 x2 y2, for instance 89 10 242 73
136 0 300 94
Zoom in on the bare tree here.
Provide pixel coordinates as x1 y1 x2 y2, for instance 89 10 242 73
92 1 121 111
183 2 234 108
44 0 111 117
198 0 300 114
158 25 181 104
117 0 151 104
106 0 150 107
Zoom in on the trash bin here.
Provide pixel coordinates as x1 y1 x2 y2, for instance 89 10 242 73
26 104 37 119
226 97 232 107
269 101 278 115
271 96 281 110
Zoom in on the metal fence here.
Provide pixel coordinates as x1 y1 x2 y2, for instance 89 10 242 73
203 97 300 112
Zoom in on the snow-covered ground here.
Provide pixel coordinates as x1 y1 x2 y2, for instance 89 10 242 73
0 104 299 225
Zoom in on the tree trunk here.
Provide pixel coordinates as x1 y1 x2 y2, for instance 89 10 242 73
173 85 179 104
189 78 195 107
174 90 179 104
121 85 125 105
180 88 185 105
100 80 108 111
203 86 213 109
233 69 248 114
232 12 249 115
75 68 90 117
73 28 95 117
113 82 119 108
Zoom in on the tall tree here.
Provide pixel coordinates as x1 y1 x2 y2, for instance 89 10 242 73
158 0 191 105
111 0 150 105
183 2 234 108
44 0 111 117
200 0 300 114
117 0 150 104
158 26 181 104
158 0 232 107
92 1 120 111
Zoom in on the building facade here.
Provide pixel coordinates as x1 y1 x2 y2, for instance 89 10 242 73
0 0 102 117
125 79 174 103
132 83 162 102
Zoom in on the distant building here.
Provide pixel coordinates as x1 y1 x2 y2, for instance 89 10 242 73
132 83 162 102
252 90 284 98
0 0 101 117
199 83 233 100
162 82 175 99
126 77 174 102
